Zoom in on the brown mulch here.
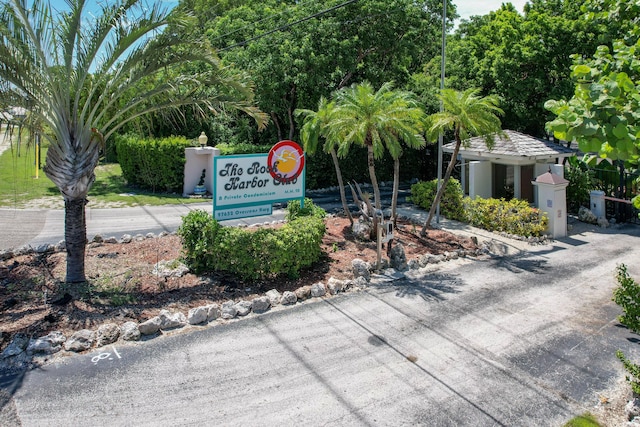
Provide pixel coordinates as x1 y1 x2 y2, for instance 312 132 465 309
0 216 478 351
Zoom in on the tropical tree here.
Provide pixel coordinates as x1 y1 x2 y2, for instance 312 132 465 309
444 1 601 136
421 88 503 234
0 0 266 283
545 39 640 212
330 82 427 223
296 97 353 225
185 0 456 145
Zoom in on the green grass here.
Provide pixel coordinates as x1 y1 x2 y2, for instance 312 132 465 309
563 413 601 427
0 143 207 208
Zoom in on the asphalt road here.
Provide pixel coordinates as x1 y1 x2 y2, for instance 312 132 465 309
0 186 410 251
4 223 640 426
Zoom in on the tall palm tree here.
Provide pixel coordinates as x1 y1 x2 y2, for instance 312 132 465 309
421 88 503 234
296 97 353 225
331 82 427 221
0 0 266 283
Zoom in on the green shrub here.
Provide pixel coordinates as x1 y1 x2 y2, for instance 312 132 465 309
115 134 192 192
565 156 595 213
215 142 273 155
612 264 640 333
177 201 326 281
409 178 466 221
463 197 548 237
286 198 326 221
617 350 640 396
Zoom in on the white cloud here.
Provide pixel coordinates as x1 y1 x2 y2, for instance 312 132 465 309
455 0 529 21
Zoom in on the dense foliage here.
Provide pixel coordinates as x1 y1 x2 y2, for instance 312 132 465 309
612 263 640 333
613 263 640 396
444 1 605 136
115 135 193 192
463 197 548 238
410 178 466 221
410 178 548 237
564 156 596 213
178 201 326 281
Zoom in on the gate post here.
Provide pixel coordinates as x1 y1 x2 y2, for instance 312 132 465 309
589 190 605 219
533 171 569 238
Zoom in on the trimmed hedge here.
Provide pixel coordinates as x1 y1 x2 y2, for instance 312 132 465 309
463 197 547 237
410 178 548 237
178 201 326 281
115 134 192 192
409 178 466 221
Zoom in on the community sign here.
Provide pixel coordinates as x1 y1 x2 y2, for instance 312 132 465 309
213 140 305 221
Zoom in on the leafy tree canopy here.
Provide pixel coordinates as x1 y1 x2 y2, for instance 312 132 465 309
173 0 456 143
443 0 605 136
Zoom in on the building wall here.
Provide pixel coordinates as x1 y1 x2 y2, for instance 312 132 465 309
469 161 492 199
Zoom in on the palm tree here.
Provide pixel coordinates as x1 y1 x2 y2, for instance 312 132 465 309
0 0 266 283
330 82 427 222
296 97 353 225
421 88 503 234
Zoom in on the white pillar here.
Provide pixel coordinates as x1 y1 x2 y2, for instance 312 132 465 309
469 161 491 199
183 147 219 196
514 165 521 200
461 158 467 195
532 171 569 238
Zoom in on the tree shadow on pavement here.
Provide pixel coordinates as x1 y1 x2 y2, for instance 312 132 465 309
369 272 464 302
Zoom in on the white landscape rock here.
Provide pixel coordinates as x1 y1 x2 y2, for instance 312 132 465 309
265 289 282 306
96 323 120 347
327 277 347 295
188 306 209 325
352 258 371 281
281 291 297 305
138 316 162 335
234 300 253 317
311 282 326 298
120 322 141 341
158 310 187 330
206 304 221 321
64 329 95 352
1 334 29 359
221 301 238 319
27 331 66 354
251 296 271 314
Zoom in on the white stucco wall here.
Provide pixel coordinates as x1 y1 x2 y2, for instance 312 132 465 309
469 161 492 199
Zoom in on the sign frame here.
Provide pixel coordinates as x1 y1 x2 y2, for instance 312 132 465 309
212 146 305 221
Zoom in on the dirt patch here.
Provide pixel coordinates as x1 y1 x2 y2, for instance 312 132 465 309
0 216 477 348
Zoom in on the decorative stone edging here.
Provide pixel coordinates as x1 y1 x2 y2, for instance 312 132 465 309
0 244 483 367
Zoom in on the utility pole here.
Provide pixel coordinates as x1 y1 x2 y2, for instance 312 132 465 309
436 0 446 223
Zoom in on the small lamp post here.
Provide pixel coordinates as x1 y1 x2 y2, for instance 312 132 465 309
198 131 208 148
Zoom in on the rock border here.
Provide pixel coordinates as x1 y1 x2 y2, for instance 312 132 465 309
0 242 485 368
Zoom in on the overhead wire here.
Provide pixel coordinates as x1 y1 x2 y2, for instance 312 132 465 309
218 0 359 52
209 0 320 46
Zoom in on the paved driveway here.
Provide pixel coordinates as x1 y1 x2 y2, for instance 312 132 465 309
4 223 640 426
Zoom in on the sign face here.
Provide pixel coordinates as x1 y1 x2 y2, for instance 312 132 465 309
214 204 273 221
213 142 305 220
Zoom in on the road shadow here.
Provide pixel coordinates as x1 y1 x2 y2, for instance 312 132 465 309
369 271 464 302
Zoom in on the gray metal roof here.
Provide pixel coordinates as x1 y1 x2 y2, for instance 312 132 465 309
442 129 576 161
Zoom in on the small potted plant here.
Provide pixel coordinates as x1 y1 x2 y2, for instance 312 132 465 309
194 169 207 195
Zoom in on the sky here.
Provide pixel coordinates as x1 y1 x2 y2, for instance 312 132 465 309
460 0 527 19
456 0 529 21
46 0 531 21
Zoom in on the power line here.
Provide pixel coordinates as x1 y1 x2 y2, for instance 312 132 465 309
210 0 320 46
218 0 358 52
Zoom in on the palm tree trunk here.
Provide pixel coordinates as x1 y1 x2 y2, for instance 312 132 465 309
391 157 399 225
368 145 381 211
330 148 353 225
421 137 461 234
64 197 88 283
